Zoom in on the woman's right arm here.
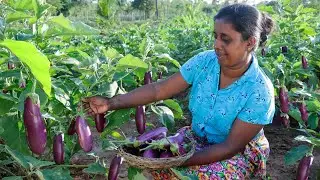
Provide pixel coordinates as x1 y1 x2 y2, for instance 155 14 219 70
109 72 189 110
83 72 190 115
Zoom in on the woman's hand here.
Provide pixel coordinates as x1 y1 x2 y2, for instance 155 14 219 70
82 96 109 115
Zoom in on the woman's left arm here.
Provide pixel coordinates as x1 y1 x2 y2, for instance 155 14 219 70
181 119 263 166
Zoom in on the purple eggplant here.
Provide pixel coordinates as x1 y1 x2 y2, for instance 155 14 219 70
157 71 163 80
135 106 146 134
261 48 266 57
301 56 308 69
19 80 26 88
53 133 64 164
2 89 8 94
67 119 76 135
7 61 15 69
143 149 159 158
296 155 313 180
160 151 173 158
280 115 290 128
166 132 184 145
281 46 288 54
299 102 308 122
136 127 168 142
144 71 152 85
75 116 93 152
94 113 106 133
108 155 123 180
279 87 289 113
23 95 47 155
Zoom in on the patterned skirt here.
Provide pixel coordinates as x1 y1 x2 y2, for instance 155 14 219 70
149 131 270 180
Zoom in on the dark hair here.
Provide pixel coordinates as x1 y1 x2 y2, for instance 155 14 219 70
214 4 274 48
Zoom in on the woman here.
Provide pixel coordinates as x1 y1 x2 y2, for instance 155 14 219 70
83 4 275 179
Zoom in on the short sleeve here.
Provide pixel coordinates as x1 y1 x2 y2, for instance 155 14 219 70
180 51 211 84
237 87 275 125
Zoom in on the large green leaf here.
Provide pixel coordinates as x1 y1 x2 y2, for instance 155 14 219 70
151 105 175 131
308 113 319 130
294 135 320 146
40 168 73 180
117 54 148 69
24 156 55 169
128 167 143 180
83 162 107 175
4 145 29 169
5 12 33 23
0 40 51 96
284 145 311 165
0 98 16 115
306 99 320 112
5 0 33 10
0 116 30 155
43 15 100 37
103 108 134 136
163 99 183 119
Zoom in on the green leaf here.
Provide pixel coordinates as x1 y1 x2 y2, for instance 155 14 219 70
152 106 175 131
24 156 55 168
288 108 304 125
6 0 33 10
163 99 183 119
0 116 30 155
128 167 143 180
5 12 33 23
284 145 310 165
52 84 70 109
0 99 16 115
0 69 20 78
44 15 100 37
83 162 107 175
2 176 23 180
0 40 51 96
103 48 121 60
308 113 319 130
40 167 73 180
101 139 118 150
104 108 134 134
98 81 118 98
5 145 29 169
306 99 320 112
157 54 181 68
117 54 148 69
133 172 147 180
294 135 320 146
139 37 154 58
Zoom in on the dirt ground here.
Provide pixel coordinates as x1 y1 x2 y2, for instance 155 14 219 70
69 111 320 180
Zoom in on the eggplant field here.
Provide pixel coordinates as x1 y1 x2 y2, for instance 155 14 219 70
0 0 320 179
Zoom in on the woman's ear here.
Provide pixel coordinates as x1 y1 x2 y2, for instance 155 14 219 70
247 37 257 51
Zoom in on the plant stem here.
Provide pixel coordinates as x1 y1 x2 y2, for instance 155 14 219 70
0 166 16 176
31 78 37 94
53 164 89 168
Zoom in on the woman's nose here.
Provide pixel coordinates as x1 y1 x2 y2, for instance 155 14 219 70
214 39 222 51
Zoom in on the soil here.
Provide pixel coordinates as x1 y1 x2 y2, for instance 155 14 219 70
68 111 320 180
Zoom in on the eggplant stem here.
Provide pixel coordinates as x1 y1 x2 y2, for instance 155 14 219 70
31 78 37 94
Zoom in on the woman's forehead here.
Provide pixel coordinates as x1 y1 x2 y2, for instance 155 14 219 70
214 20 239 36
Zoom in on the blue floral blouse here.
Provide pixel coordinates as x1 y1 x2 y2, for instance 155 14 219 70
180 50 275 144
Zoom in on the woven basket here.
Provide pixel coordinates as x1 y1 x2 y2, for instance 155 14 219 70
118 137 195 170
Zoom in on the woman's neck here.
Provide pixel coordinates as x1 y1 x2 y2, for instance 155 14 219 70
220 54 252 79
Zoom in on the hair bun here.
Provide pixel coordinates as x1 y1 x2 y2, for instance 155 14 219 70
259 12 274 47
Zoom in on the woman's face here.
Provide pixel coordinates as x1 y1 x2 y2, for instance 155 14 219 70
213 19 251 69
